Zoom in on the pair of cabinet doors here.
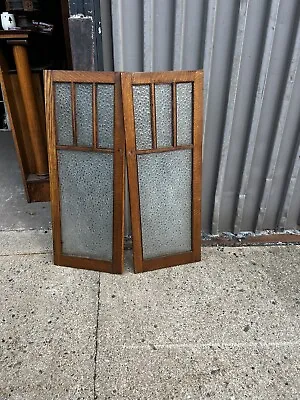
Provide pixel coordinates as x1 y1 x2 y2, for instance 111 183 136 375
45 70 203 274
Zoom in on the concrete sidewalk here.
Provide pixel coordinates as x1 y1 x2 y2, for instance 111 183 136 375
0 229 299 400
0 131 299 398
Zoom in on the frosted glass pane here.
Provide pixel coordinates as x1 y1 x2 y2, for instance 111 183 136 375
76 84 93 147
97 84 114 148
137 150 192 259
55 83 73 145
133 85 152 150
177 83 193 145
155 84 173 147
58 150 113 261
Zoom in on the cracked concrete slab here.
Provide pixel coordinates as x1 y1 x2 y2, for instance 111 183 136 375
95 246 300 399
96 344 299 399
0 253 99 400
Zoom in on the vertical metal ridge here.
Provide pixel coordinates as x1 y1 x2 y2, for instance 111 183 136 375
203 0 218 154
173 0 186 70
256 10 300 232
111 0 124 70
199 0 209 69
94 0 300 234
278 130 300 229
143 0 154 71
212 0 250 234
234 0 281 233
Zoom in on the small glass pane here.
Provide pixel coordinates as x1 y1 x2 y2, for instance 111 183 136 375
133 85 152 150
155 84 173 147
97 84 114 148
137 150 192 259
177 83 193 145
55 83 73 145
76 84 93 147
58 150 113 261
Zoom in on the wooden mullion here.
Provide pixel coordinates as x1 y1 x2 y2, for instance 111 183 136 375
150 83 157 149
122 72 144 273
172 82 177 147
71 82 77 146
92 83 98 149
112 73 125 274
56 145 113 153
136 144 193 155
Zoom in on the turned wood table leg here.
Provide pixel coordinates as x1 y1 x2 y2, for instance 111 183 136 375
12 44 48 176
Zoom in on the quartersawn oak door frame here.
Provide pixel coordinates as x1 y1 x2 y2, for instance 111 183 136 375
45 70 125 274
122 70 203 273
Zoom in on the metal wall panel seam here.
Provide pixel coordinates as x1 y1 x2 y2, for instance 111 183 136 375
278 136 300 229
111 0 124 70
99 0 114 71
234 0 281 233
256 11 300 231
143 0 154 71
211 0 250 234
203 0 218 154
173 0 187 70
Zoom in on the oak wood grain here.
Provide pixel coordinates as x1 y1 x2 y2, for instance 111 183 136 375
122 72 144 273
13 45 48 175
124 70 203 273
45 70 125 273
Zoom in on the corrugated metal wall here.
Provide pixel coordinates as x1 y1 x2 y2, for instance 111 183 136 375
76 0 300 234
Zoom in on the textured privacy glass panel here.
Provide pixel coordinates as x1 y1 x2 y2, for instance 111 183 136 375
137 150 192 259
177 83 193 145
76 84 93 147
133 85 152 150
55 83 73 145
155 84 173 147
58 150 113 261
97 84 114 148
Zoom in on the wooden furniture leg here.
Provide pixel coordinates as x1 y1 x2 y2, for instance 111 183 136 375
12 44 48 176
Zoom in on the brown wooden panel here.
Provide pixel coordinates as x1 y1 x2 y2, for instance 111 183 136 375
123 70 203 273
136 144 193 155
27 177 50 203
51 70 116 83
121 73 143 273
131 70 201 84
143 252 195 272
45 70 125 273
192 71 203 261
56 145 114 153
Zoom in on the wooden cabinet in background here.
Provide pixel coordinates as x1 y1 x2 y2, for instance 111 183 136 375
0 30 50 202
